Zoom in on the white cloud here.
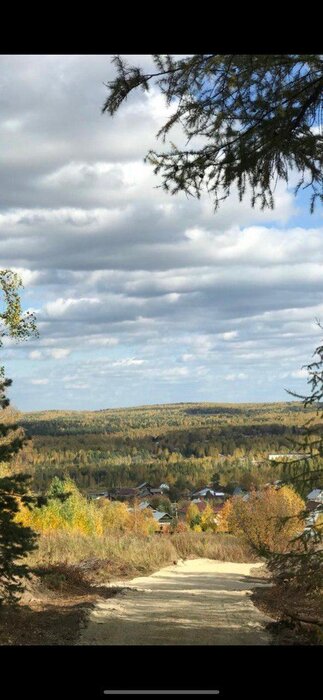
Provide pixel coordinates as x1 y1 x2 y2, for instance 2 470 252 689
111 358 144 367
44 297 100 319
31 378 49 385
224 372 248 381
222 331 238 340
181 353 195 362
49 348 71 360
290 368 308 379
29 350 43 360
87 337 119 347
1 54 322 410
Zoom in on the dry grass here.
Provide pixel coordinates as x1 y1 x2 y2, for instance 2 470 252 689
28 531 178 582
27 529 256 585
0 530 258 645
171 531 255 562
252 583 323 645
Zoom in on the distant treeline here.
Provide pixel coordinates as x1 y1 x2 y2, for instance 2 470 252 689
12 402 322 497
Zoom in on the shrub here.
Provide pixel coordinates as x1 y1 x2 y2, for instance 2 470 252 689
224 486 305 556
17 481 158 538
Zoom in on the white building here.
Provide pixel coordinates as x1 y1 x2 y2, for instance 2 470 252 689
307 489 323 503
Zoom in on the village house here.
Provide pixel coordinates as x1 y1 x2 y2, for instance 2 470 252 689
152 510 173 532
189 486 226 501
307 488 323 504
268 453 308 461
232 486 245 496
137 482 164 497
138 500 154 510
108 487 138 501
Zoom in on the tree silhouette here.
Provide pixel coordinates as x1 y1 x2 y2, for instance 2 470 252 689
0 271 38 604
104 55 323 212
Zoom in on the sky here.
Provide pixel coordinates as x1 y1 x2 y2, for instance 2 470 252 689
1 54 323 412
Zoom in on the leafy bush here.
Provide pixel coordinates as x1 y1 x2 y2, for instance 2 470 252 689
17 479 158 537
218 486 305 556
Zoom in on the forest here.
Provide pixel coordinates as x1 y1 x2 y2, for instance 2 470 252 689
12 401 322 498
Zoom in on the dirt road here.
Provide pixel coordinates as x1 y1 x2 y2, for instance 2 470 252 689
78 559 273 645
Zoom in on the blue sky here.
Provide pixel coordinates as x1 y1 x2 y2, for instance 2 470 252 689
0 54 323 412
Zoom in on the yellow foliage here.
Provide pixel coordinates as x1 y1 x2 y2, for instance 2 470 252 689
17 481 103 536
128 502 158 535
216 499 234 533
314 512 323 536
100 500 132 532
200 503 216 532
0 463 10 477
186 502 200 528
16 483 158 538
226 486 305 554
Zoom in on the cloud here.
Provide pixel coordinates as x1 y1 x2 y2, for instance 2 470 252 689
111 358 144 367
49 348 71 360
30 378 49 385
222 331 238 340
29 350 43 360
1 54 322 410
224 373 248 381
290 368 309 379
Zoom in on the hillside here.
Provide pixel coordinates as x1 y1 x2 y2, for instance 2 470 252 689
15 401 321 497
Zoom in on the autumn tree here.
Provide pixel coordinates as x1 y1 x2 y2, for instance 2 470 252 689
186 502 201 530
200 503 216 532
278 330 323 500
216 498 234 533
104 55 323 212
224 486 305 556
98 498 131 533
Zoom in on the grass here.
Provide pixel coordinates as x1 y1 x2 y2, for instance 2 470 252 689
171 531 255 562
27 530 256 585
0 529 257 645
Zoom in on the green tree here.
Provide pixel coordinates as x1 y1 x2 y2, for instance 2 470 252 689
104 55 323 212
186 502 201 529
149 495 172 514
281 329 323 499
0 271 38 604
0 270 37 342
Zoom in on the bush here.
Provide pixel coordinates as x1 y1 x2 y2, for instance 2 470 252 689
218 486 305 556
17 480 158 537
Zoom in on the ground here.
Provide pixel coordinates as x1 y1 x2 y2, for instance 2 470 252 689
252 581 323 645
1 557 321 645
78 559 274 645
0 570 118 645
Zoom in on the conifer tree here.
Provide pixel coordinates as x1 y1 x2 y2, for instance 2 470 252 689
104 55 323 212
0 377 37 604
0 270 38 604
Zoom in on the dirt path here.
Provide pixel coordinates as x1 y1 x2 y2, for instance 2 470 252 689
78 559 274 645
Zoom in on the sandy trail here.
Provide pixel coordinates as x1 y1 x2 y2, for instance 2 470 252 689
78 559 273 645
